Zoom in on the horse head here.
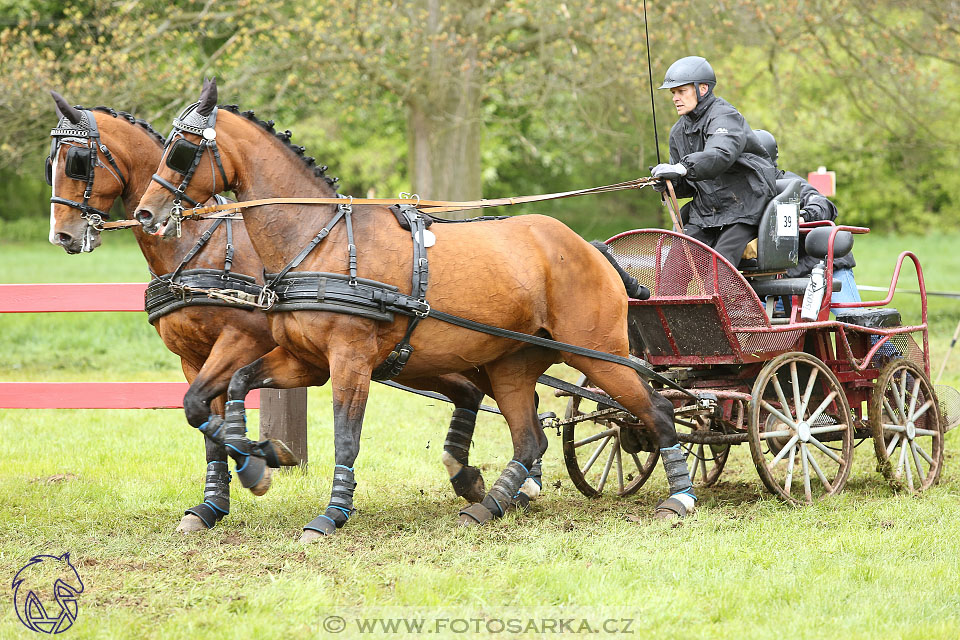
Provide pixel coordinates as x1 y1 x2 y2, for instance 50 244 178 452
136 77 338 239
46 92 160 253
135 78 238 236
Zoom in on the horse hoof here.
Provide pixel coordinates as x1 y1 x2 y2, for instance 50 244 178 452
249 465 273 496
175 514 208 533
451 465 486 504
458 503 494 527
654 495 692 520
269 439 299 467
299 529 329 544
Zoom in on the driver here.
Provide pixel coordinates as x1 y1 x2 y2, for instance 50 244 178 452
651 56 778 268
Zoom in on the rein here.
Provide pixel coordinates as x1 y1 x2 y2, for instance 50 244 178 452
101 177 660 230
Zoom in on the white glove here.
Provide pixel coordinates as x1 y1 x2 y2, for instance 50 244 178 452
651 162 688 180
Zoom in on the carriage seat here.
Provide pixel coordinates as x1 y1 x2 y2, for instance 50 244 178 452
834 308 901 328
747 226 853 302
739 178 803 273
750 276 841 298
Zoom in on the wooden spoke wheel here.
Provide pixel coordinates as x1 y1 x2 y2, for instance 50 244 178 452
562 375 659 498
675 401 729 487
869 359 943 492
748 353 854 504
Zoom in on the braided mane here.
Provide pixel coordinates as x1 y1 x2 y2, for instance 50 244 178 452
88 106 166 146
219 104 340 191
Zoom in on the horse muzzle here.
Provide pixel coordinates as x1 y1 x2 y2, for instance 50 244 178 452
52 230 99 254
135 207 175 236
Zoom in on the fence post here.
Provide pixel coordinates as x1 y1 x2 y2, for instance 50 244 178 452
259 387 308 470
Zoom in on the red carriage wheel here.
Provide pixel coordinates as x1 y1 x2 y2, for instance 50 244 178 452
869 359 943 492
748 352 854 504
562 375 659 498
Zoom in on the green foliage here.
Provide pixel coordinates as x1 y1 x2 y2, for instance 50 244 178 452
0 1 957 234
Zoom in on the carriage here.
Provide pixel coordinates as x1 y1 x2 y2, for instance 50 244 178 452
554 207 957 504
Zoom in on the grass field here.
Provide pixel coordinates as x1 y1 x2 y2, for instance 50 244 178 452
2 231 960 639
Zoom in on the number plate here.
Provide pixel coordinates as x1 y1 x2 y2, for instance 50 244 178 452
776 203 799 238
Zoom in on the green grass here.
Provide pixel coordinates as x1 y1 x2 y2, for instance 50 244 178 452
2 234 960 639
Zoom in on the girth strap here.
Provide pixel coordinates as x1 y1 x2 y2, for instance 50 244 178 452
372 205 430 380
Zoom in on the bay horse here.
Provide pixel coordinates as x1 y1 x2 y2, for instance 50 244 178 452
46 91 494 533
135 79 695 542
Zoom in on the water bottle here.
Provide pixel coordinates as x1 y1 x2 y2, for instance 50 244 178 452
801 262 826 321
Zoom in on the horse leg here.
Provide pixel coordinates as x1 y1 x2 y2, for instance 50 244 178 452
175 360 231 533
182 330 272 429
178 413 231 533
565 355 696 519
458 350 551 527
217 346 328 496
301 345 375 543
177 332 275 531
403 373 489 503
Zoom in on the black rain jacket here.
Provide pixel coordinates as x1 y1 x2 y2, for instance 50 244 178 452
669 93 778 228
780 169 857 277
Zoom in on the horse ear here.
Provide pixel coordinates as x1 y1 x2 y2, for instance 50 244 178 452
197 77 218 116
50 90 83 124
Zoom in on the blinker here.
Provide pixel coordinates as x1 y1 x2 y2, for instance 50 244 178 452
166 138 201 175
64 146 95 181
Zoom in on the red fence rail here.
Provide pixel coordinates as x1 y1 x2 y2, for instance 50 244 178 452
0 283 260 410
0 282 313 467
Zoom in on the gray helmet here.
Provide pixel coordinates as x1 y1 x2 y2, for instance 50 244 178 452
754 129 778 166
659 56 716 90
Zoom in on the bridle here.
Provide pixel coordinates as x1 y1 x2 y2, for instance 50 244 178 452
47 109 128 238
151 102 229 235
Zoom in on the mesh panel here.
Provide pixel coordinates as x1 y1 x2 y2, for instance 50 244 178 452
936 384 960 431
870 332 924 370
608 230 800 356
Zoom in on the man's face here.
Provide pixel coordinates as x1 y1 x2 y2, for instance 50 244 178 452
670 83 706 116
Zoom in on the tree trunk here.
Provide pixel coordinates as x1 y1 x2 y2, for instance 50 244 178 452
407 92 483 206
406 0 483 216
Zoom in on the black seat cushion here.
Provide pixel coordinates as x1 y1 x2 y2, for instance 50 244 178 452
834 307 901 328
750 277 842 298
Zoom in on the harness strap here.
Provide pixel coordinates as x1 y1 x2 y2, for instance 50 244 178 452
342 197 358 284
224 219 235 277
371 206 430 381
151 173 202 207
168 218 225 282
426 308 694 397
265 205 347 290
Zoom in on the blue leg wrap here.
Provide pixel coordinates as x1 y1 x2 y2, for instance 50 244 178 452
482 460 531 515
660 445 695 500
528 458 543 488
444 408 477 465
304 466 357 536
185 460 231 528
